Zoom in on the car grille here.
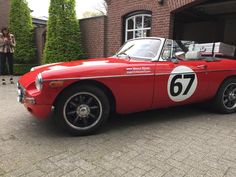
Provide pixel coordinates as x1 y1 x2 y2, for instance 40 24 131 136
17 82 26 103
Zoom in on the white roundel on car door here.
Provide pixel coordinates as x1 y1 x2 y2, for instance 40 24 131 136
167 66 198 102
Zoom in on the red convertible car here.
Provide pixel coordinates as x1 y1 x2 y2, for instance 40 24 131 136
17 37 236 135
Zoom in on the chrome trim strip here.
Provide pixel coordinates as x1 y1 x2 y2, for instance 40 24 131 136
206 69 235 73
155 72 195 76
43 73 155 82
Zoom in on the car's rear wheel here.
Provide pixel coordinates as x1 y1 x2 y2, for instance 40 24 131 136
55 85 110 135
214 78 236 114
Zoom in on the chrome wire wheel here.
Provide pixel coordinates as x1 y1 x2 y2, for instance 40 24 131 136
222 83 236 110
63 92 103 130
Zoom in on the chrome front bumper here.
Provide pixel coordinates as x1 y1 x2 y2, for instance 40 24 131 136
17 82 36 105
17 82 25 103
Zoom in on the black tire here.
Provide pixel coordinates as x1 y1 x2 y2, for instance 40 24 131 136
55 84 110 135
214 78 236 114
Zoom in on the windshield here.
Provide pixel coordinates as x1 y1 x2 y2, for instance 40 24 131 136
116 39 161 60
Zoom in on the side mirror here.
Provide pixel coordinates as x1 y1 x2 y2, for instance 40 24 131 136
175 51 185 58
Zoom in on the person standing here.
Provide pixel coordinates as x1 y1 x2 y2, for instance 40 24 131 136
0 27 16 85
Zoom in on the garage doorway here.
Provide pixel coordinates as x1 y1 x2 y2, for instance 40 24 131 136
173 0 236 49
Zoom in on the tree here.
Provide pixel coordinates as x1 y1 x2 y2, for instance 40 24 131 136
9 0 36 64
82 0 107 19
82 11 103 18
44 0 84 63
95 0 107 15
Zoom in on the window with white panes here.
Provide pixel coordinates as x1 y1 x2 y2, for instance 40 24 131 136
125 14 152 41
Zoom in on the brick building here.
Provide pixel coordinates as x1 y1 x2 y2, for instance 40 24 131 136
80 16 107 58
102 0 236 57
79 0 236 58
1 0 236 61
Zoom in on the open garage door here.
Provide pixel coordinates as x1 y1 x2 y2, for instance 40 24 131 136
174 0 236 53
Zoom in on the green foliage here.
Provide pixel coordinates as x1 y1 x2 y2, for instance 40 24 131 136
9 0 36 64
0 61 34 75
14 64 37 75
82 11 103 18
44 0 84 63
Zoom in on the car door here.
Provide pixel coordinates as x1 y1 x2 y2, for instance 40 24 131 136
152 60 210 109
152 40 209 109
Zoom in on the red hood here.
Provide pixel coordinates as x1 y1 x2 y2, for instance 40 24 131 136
18 57 148 87
32 58 124 71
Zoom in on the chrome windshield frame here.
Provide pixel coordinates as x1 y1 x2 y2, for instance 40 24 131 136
115 37 166 62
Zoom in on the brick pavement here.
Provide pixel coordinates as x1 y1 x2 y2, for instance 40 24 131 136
0 77 236 177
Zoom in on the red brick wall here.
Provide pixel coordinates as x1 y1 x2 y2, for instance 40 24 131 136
0 0 10 29
80 16 107 58
106 0 208 56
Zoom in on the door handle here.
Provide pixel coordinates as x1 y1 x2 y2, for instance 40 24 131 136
196 65 207 69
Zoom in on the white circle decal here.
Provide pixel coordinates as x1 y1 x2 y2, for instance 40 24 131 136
167 66 198 102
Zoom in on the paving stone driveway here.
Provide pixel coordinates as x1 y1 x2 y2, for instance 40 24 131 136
0 77 236 177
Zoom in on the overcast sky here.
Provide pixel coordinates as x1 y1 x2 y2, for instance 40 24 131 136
27 0 105 19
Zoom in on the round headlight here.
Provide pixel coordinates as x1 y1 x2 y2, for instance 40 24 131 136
35 73 43 91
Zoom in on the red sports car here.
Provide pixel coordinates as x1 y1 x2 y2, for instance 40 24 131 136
17 37 236 135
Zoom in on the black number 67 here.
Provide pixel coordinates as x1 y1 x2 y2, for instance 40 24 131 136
170 74 195 97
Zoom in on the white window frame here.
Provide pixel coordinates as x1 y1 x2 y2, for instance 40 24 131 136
125 14 151 42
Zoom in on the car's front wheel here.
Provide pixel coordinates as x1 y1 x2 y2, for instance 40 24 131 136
55 85 110 135
214 78 236 114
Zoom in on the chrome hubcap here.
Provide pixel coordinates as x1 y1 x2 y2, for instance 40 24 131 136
223 84 236 110
228 90 236 101
77 104 90 118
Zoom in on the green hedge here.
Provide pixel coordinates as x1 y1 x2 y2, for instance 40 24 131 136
44 0 84 63
14 64 38 75
10 0 36 63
